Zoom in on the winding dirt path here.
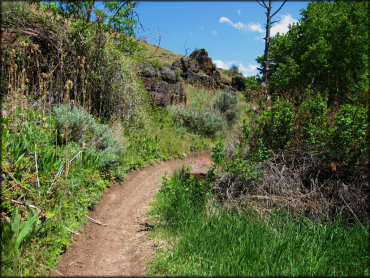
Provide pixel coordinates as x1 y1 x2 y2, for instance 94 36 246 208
55 153 211 276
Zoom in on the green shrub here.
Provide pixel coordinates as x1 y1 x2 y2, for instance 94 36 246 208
296 91 330 145
53 104 125 177
329 104 368 165
53 104 123 155
53 104 94 143
212 92 238 123
243 76 259 101
167 106 227 137
260 98 296 151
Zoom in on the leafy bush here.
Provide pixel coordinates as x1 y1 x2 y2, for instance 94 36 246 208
259 98 296 151
53 104 123 155
212 91 238 123
295 91 330 145
243 76 260 101
328 104 368 165
266 1 368 104
167 106 227 137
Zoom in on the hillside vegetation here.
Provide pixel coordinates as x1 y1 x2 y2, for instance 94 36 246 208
0 2 218 275
148 1 369 276
0 1 368 277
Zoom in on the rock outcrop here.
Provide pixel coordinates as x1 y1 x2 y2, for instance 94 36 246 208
141 48 247 107
231 76 246 91
141 62 186 106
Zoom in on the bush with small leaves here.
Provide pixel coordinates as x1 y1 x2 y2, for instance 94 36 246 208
259 98 295 151
167 106 227 137
53 104 124 176
212 92 239 123
328 104 367 165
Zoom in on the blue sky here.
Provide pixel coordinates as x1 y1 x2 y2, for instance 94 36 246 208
134 1 310 76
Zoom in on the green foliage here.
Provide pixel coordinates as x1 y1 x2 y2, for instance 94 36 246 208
259 98 296 151
1 105 117 275
295 90 330 146
151 169 208 231
267 1 369 104
53 104 125 175
1 207 42 276
243 76 259 101
150 172 369 276
243 92 368 166
329 104 368 165
167 106 227 137
212 91 239 123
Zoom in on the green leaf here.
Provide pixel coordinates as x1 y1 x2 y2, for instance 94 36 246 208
10 207 20 235
15 211 40 250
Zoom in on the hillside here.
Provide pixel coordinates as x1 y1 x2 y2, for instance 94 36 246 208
1 1 368 277
135 38 183 65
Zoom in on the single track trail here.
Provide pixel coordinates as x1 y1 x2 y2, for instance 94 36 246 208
55 153 212 276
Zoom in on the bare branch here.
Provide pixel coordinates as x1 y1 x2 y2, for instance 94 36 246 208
2 167 32 193
63 225 79 235
4 198 41 213
85 215 107 226
271 0 287 18
256 0 267 9
34 145 40 196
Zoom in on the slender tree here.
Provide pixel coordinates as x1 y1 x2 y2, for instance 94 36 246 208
256 0 287 92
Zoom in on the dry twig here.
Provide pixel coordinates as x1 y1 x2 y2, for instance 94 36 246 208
85 215 107 226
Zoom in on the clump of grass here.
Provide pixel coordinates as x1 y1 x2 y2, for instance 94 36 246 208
149 170 369 277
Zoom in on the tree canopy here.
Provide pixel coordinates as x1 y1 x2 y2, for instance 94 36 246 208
259 1 368 105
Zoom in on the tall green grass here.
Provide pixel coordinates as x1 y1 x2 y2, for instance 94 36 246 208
149 170 369 276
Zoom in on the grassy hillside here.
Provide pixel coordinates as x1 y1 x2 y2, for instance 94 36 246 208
0 2 224 276
135 38 183 66
2 1 367 277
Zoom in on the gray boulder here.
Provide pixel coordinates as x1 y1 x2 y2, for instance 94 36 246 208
142 64 160 78
160 67 176 83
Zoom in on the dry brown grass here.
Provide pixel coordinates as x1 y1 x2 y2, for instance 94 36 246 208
135 39 182 66
212 147 369 225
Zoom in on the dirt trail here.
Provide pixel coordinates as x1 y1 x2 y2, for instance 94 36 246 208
55 153 211 276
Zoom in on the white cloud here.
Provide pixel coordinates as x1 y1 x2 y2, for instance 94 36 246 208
219 16 233 25
189 32 193 36
211 30 217 36
214 60 230 70
213 60 236 70
237 10 241 15
219 17 247 31
200 26 204 31
219 16 264 33
270 14 298 36
248 23 263 33
213 60 258 77
238 63 259 77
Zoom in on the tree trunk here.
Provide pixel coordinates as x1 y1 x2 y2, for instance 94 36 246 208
263 1 272 86
257 0 287 94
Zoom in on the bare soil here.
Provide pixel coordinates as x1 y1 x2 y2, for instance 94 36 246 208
54 153 211 276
